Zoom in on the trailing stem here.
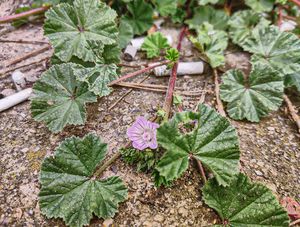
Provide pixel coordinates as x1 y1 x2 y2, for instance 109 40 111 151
0 6 50 24
109 60 170 86
289 0 300 7
162 27 187 120
214 69 226 117
283 94 300 133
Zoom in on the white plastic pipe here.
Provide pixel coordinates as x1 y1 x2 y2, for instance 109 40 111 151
0 88 32 112
153 61 205 77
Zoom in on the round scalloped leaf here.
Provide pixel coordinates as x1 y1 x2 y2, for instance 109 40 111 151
228 10 270 45
119 19 134 49
186 6 229 31
242 26 300 76
156 104 240 186
285 72 300 93
39 134 128 227
203 173 290 226
245 0 275 12
153 0 177 16
44 0 118 62
122 0 154 35
220 64 284 122
30 63 97 133
190 23 228 68
74 64 119 96
141 32 171 59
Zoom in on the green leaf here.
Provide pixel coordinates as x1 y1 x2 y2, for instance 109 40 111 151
39 134 128 227
141 32 171 58
74 64 119 96
120 148 158 172
165 48 180 63
220 64 284 122
156 104 240 186
31 63 97 133
171 8 186 23
153 0 178 16
186 6 229 31
245 0 275 12
122 0 154 35
242 26 300 76
44 0 118 62
203 173 290 227
228 10 270 45
190 23 228 68
285 72 300 92
119 19 134 49
198 0 221 5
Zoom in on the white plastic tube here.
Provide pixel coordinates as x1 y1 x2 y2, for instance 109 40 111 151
153 61 205 77
0 88 32 112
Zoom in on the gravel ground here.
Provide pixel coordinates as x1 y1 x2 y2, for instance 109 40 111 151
0 1 299 226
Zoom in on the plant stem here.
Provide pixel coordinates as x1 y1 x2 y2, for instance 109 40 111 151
283 94 300 133
162 27 187 120
278 6 283 27
93 152 122 178
289 0 300 7
0 6 50 24
194 157 207 183
214 69 226 117
109 60 170 86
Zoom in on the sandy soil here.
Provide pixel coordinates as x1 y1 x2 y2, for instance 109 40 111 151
0 1 299 226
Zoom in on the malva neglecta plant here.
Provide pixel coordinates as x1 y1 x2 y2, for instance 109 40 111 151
1 0 300 226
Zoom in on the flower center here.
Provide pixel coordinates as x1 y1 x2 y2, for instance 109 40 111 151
142 129 153 142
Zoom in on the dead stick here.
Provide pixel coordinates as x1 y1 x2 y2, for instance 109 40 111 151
115 82 204 96
162 27 187 120
5 45 51 67
194 81 208 112
283 94 300 133
117 63 141 68
0 6 50 24
109 60 169 86
0 55 50 76
0 39 48 45
214 69 226 117
108 76 149 110
115 82 186 91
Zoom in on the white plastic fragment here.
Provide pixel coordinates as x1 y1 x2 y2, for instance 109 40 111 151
12 70 26 91
0 88 32 112
154 19 165 30
279 20 297 32
124 45 138 61
153 61 205 77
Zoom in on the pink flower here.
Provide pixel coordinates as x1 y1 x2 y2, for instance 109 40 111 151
127 116 159 151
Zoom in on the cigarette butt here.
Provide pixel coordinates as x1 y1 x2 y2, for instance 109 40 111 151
123 45 138 61
154 61 205 77
0 88 32 112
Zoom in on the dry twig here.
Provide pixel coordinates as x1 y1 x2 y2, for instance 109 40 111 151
0 55 50 76
213 69 226 117
283 94 300 133
5 45 51 67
